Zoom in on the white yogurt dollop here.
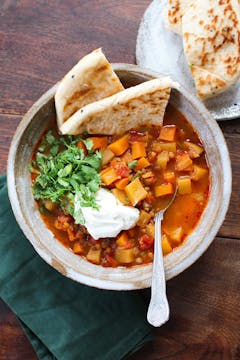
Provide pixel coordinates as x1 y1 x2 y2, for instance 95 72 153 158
75 188 139 240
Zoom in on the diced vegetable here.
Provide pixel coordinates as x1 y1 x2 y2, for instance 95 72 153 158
169 227 183 245
184 141 204 158
162 234 172 255
121 150 133 164
73 242 84 255
131 141 146 159
177 177 192 194
125 178 147 205
102 148 115 165
191 165 208 181
111 188 130 205
135 157 150 170
116 232 132 248
108 135 129 155
146 223 155 238
115 178 129 190
139 235 154 250
163 171 175 183
111 160 130 178
90 137 108 150
137 210 152 226
115 248 134 263
101 167 119 185
86 248 101 264
159 126 177 141
154 183 174 197
152 142 176 153
44 199 57 211
141 171 156 185
176 152 193 171
156 150 169 169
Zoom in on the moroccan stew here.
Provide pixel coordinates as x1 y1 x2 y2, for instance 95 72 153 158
30 104 210 267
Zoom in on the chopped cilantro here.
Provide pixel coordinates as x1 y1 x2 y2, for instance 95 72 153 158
30 132 102 224
128 160 138 169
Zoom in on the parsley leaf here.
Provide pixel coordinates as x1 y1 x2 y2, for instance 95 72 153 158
128 160 138 169
30 132 102 224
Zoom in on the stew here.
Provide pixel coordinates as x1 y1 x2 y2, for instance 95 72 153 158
30 104 210 267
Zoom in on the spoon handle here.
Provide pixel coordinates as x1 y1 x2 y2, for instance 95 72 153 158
147 211 169 327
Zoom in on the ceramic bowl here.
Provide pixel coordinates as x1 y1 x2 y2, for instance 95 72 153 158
7 64 232 290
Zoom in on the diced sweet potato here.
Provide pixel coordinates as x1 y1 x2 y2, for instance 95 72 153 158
90 137 108 150
169 227 183 245
131 142 146 159
135 157 150 170
116 232 132 248
177 177 192 194
73 242 84 255
159 126 177 142
86 248 101 264
191 165 208 181
137 210 152 226
108 135 129 155
162 234 172 255
156 150 169 169
102 148 115 165
125 178 147 206
176 152 193 171
111 188 130 205
163 171 175 183
115 178 129 190
184 141 204 159
154 183 174 197
101 167 119 185
115 248 134 263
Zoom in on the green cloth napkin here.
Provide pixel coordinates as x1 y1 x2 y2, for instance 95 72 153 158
0 174 152 360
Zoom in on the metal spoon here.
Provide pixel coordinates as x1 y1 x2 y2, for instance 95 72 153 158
147 186 178 327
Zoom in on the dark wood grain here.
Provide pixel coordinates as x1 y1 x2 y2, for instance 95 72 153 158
0 1 239 359
0 299 37 360
131 237 240 360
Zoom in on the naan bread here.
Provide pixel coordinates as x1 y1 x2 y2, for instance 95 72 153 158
182 0 240 99
60 78 174 135
164 0 193 34
55 48 124 129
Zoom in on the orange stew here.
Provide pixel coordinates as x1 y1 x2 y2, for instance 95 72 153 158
30 105 210 267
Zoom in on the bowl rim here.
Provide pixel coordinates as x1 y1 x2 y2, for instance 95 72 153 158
7 63 232 290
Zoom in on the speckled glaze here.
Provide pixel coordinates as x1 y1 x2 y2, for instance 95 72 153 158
7 64 232 290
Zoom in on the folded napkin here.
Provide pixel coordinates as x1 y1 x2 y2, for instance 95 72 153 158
0 174 152 360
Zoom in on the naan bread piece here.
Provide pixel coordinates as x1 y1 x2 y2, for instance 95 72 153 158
55 48 124 129
163 0 193 35
182 0 240 99
190 66 228 100
60 78 174 136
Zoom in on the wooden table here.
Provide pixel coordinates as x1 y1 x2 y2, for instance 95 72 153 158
0 1 239 359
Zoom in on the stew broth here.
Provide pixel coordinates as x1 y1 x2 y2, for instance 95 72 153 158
30 104 210 267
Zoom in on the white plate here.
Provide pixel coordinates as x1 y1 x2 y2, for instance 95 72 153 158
136 0 240 121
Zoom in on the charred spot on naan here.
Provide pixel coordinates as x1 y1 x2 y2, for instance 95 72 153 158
55 48 124 128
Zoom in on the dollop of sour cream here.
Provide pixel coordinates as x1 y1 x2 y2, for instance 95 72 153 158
75 188 140 240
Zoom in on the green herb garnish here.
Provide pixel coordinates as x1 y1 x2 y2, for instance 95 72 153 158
30 131 102 224
128 160 138 169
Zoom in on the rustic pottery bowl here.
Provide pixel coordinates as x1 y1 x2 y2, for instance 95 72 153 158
7 64 232 290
